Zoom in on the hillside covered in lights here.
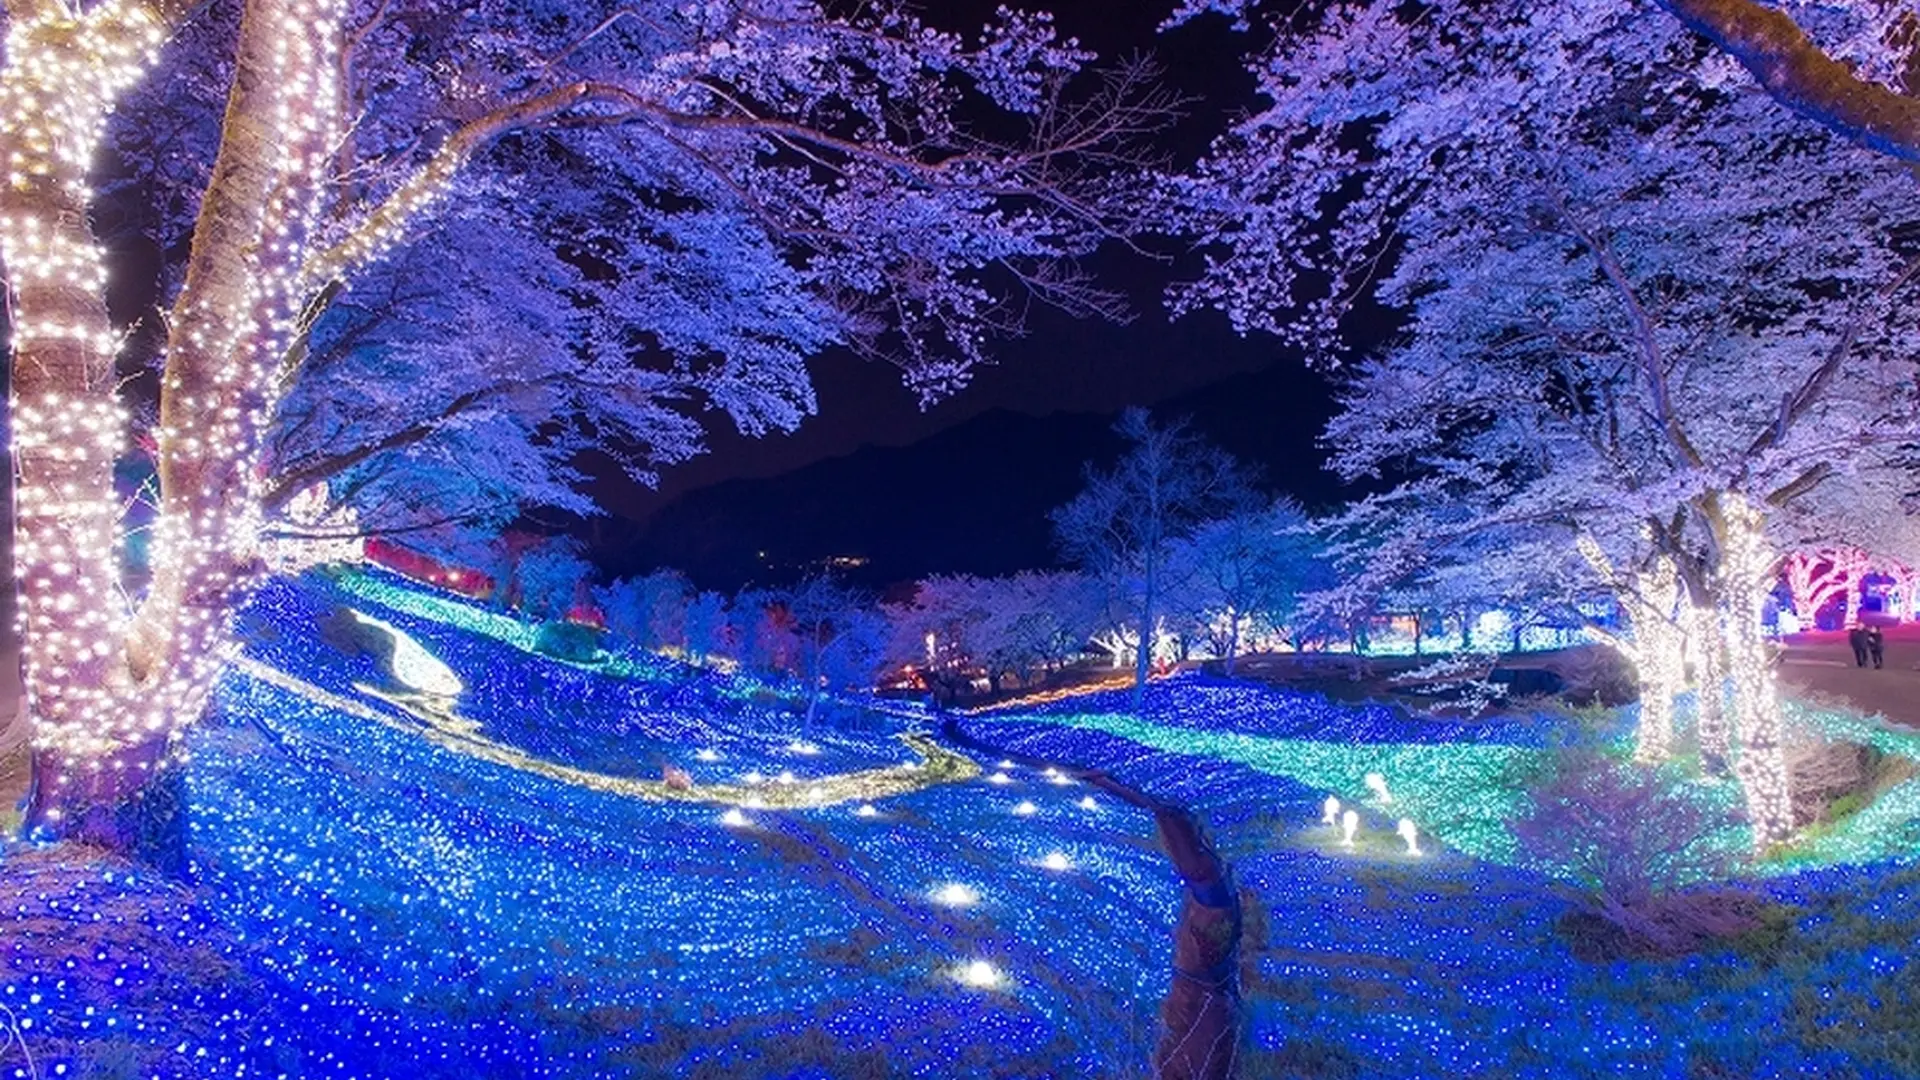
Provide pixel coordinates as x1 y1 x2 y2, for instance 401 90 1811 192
3 570 1916 1078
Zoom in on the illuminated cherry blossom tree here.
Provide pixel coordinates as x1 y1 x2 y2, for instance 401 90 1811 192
1 0 1172 842
1052 409 1257 710
1173 0 1920 845
1165 497 1321 673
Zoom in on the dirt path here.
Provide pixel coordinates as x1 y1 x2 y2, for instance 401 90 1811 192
1777 625 1920 729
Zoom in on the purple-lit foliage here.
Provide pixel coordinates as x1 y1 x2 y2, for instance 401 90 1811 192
884 570 1107 697
2 0 1179 834
593 569 693 653
511 537 593 623
1053 409 1259 708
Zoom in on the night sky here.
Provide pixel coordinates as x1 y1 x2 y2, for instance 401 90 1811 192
588 1 1379 588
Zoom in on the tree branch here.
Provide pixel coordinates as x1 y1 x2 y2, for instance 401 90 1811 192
1550 194 1705 470
1747 250 1920 458
1654 0 1920 162
261 383 498 511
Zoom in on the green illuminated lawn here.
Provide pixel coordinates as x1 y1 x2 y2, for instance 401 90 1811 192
1021 712 1546 863
1017 703 1920 876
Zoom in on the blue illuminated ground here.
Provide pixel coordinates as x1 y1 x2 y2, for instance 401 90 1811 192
2 570 1916 1078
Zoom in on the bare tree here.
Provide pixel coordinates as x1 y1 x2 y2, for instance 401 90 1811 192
1052 409 1256 711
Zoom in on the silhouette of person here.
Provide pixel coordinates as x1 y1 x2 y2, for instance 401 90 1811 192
1848 623 1869 667
1866 625 1885 670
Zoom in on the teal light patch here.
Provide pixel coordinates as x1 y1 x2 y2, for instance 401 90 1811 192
985 711 1546 864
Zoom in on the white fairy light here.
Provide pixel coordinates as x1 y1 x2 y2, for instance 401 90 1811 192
719 808 749 828
1396 818 1422 856
1012 800 1037 816
1720 493 1793 848
1041 851 1072 872
1577 535 1683 763
1340 809 1359 848
1322 795 1341 825
955 959 1000 989
931 883 979 907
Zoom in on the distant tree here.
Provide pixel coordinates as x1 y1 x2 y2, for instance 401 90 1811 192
817 609 892 713
1172 498 1318 674
681 591 733 666
883 570 1101 702
593 570 691 652
1779 550 1865 628
1052 409 1257 709
515 539 592 623
734 589 798 680
783 573 878 727
999 570 1106 682
884 575 987 703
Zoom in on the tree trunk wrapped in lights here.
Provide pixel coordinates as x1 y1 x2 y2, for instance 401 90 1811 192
1 0 209 843
1688 604 1732 776
1781 548 1857 628
1577 536 1683 764
1719 494 1793 849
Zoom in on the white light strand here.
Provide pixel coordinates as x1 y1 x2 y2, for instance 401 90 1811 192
1577 537 1684 764
0 0 370 811
2 4 167 778
1720 494 1792 849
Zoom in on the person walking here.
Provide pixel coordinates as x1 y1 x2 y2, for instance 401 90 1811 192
1849 623 1870 667
1867 624 1886 670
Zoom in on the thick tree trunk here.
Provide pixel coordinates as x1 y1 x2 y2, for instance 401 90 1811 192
1653 0 1920 163
8 0 342 848
1133 587 1155 714
2 8 167 836
1690 604 1732 775
1720 496 1792 848
1628 562 1683 765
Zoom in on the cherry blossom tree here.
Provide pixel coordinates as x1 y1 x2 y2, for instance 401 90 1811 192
514 537 592 623
1173 0 1920 845
883 570 1103 699
1167 497 1319 673
1779 549 1865 628
593 569 691 653
782 572 878 728
1052 409 1257 709
2 0 1175 842
679 591 733 667
1764 455 1920 625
